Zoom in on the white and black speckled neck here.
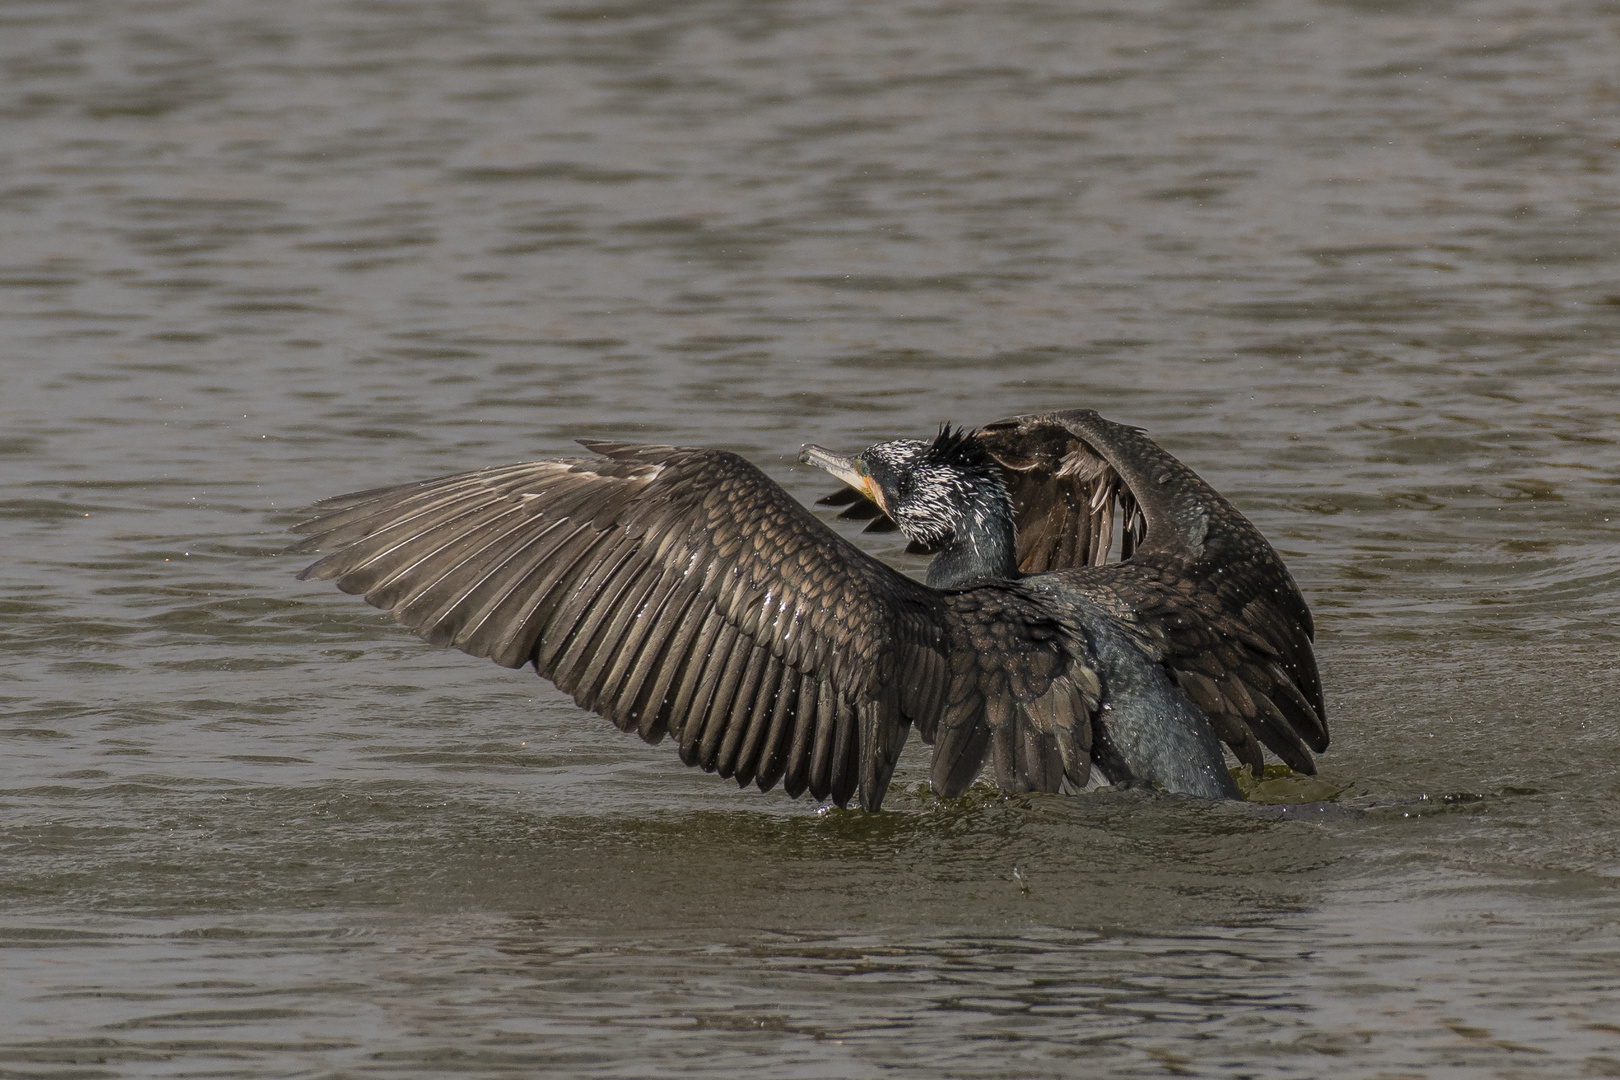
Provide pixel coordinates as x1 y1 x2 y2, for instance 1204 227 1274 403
857 428 1019 588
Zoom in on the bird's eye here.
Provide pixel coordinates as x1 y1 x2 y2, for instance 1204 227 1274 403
897 477 911 499
856 460 869 476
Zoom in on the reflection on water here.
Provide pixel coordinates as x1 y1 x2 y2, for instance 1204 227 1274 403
3 0 1620 1075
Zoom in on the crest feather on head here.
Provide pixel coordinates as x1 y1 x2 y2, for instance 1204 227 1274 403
927 423 992 467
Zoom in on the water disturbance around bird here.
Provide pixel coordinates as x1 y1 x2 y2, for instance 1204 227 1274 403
3 1 1620 1077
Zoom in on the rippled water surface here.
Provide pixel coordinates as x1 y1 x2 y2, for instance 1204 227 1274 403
4 0 1620 1076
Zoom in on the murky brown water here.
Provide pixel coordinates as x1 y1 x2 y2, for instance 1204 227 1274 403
4 0 1620 1076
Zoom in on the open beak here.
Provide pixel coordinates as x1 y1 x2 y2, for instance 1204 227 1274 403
799 444 887 513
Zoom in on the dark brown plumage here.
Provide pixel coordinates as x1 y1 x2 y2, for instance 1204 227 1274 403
291 409 1325 810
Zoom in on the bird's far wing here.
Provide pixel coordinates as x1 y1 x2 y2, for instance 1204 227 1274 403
928 583 1101 798
972 413 1139 572
290 444 951 811
1018 410 1325 771
985 406 1325 776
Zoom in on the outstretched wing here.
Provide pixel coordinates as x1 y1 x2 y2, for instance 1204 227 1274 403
293 443 1120 807
292 444 951 810
975 410 1327 775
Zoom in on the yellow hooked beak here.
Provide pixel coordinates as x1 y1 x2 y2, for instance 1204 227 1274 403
799 444 888 514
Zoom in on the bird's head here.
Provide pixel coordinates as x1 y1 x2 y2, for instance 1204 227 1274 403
800 425 1011 550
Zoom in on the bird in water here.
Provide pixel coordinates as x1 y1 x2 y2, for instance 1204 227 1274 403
291 409 1326 811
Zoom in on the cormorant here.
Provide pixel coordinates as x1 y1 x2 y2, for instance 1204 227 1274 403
291 409 1326 810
